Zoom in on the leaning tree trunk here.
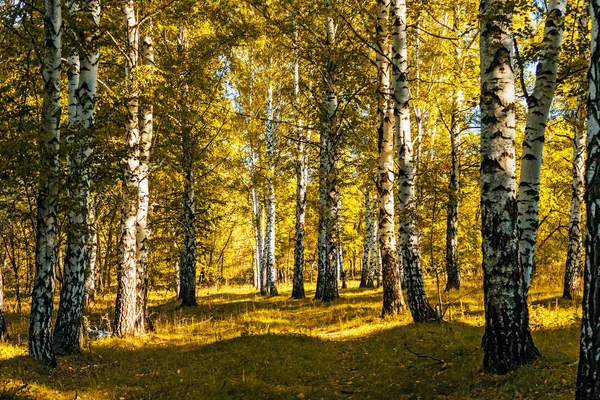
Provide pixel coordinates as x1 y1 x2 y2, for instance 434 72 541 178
29 0 62 366
479 0 538 374
392 0 437 323
292 27 308 299
359 189 372 288
564 2 589 301
517 0 567 291
54 0 101 354
0 259 8 342
135 35 154 330
114 0 140 338
378 0 405 316
576 2 600 397
265 84 279 296
320 0 340 302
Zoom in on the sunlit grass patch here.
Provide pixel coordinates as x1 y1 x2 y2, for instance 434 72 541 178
0 279 583 399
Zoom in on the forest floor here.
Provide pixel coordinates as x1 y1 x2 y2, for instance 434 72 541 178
0 279 582 399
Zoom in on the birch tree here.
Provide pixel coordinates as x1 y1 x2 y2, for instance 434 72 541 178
479 0 538 373
178 28 197 307
517 0 567 291
445 9 463 291
320 0 340 302
576 1 600 396
392 0 437 323
359 189 372 288
292 25 308 299
377 0 404 316
29 0 62 366
114 0 141 337
136 35 154 328
265 84 279 296
54 0 101 354
563 3 589 300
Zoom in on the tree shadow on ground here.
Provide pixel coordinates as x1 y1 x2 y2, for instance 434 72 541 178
0 285 582 400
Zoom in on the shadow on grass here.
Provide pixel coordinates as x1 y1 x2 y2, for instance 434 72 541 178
0 285 582 400
0 323 581 399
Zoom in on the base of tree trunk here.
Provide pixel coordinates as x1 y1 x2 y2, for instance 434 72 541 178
483 330 538 374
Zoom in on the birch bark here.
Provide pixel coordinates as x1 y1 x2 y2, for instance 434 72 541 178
29 0 62 366
517 0 567 290
378 0 404 316
114 0 140 337
54 0 101 354
265 85 279 296
479 0 538 373
576 2 600 397
563 3 589 300
292 26 308 299
359 189 372 288
135 35 154 329
392 0 437 322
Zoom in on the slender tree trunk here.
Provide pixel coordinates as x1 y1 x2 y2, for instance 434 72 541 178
292 25 308 299
265 85 279 296
479 0 538 374
177 28 197 307
0 259 8 342
135 35 154 330
563 121 586 299
320 0 340 302
379 0 405 316
114 0 140 338
315 117 328 299
576 2 600 397
54 0 101 354
367 198 378 288
84 201 97 307
445 17 462 291
392 0 437 323
517 0 567 291
359 190 372 288
564 3 590 301
29 0 62 366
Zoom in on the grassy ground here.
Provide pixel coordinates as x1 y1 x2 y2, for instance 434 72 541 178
0 280 582 399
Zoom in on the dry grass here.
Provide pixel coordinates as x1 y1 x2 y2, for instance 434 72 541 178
0 280 582 399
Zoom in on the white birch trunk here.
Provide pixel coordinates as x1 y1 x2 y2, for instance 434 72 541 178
54 0 101 354
479 0 538 374
135 35 154 330
517 0 567 290
265 85 278 296
392 0 437 323
563 4 589 300
320 0 340 302
114 0 140 337
29 0 62 366
576 2 600 396
292 25 308 299
378 0 404 316
359 189 372 287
